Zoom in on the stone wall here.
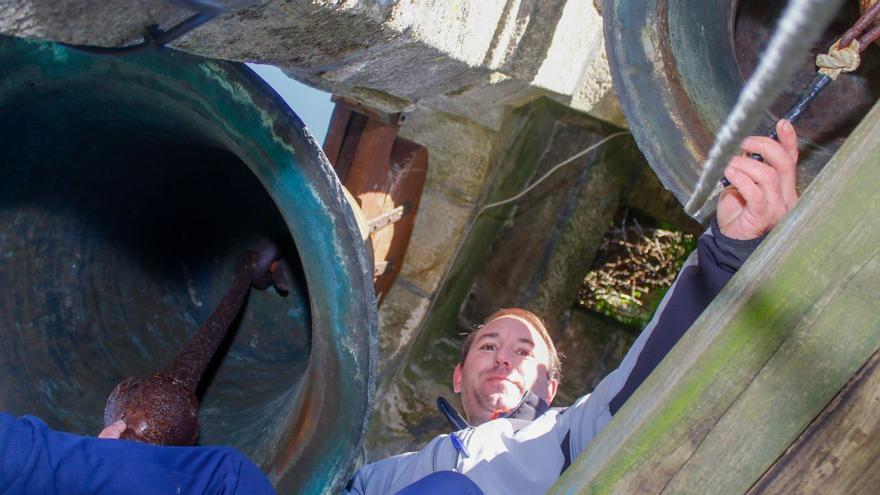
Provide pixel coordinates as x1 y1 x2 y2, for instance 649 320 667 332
0 0 625 127
374 107 497 386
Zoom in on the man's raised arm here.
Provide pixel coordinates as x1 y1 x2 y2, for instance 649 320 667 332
563 119 800 460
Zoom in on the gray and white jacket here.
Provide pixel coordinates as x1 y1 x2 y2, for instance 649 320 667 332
347 223 759 494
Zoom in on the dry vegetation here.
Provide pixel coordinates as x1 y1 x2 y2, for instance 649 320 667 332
579 220 696 328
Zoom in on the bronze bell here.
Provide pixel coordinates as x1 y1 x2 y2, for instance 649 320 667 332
604 0 880 206
0 35 376 493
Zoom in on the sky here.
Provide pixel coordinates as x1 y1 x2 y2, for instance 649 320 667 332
247 63 334 144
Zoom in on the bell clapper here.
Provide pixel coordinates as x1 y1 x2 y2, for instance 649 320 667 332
102 242 287 445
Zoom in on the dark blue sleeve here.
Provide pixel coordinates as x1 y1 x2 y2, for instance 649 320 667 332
0 413 276 495
607 221 762 414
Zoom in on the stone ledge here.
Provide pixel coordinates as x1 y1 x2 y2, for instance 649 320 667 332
1 0 625 127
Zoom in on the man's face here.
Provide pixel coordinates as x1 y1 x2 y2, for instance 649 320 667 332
453 316 558 425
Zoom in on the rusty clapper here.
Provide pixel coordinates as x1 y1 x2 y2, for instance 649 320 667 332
102 243 288 445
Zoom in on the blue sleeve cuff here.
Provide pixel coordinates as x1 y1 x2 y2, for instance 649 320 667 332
0 413 35 494
1 412 276 495
710 218 764 265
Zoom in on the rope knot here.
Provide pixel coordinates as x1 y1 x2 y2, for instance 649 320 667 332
817 39 861 79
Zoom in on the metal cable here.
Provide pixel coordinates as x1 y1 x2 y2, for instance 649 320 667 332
473 131 631 216
61 1 224 55
426 131 630 328
684 0 846 218
168 0 226 14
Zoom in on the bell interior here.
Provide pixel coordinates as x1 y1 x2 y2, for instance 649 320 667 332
0 78 312 459
734 0 880 142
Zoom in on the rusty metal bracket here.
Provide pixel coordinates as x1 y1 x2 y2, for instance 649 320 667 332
366 202 412 234
323 97 428 305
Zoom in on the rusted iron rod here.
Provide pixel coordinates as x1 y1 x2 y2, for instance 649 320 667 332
839 0 880 48
721 71 832 187
167 243 287 391
103 243 287 445
858 22 880 50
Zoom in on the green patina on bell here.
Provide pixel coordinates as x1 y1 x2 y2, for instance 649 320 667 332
0 35 376 493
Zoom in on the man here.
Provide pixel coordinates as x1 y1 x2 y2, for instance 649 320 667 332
347 120 800 494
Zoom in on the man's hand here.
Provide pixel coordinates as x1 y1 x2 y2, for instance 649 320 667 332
98 420 126 439
717 119 799 240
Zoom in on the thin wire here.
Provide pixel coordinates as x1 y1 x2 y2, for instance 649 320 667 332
168 0 226 14
476 131 631 215
684 0 845 218
428 130 630 319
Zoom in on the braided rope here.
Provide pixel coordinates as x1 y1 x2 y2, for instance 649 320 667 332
684 0 846 218
817 39 861 79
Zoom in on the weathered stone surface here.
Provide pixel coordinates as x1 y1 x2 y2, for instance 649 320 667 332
374 106 495 331
396 187 473 295
420 72 535 130
364 332 460 461
396 98 559 362
523 133 640 334
569 36 628 128
0 0 623 126
0 0 190 46
397 106 496 204
524 0 602 96
375 279 430 382
554 309 635 406
462 104 638 334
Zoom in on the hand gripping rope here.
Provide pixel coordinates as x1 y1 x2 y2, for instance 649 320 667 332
685 0 862 219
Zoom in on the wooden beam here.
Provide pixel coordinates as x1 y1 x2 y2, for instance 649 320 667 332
747 347 880 494
322 103 353 167
549 100 880 493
